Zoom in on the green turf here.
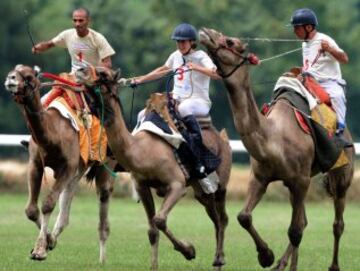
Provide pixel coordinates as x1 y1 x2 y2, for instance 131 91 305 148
0 193 359 271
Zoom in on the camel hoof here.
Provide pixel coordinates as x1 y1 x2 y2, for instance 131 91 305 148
46 234 57 251
258 248 274 268
328 266 340 271
30 250 47 261
175 240 196 260
212 255 225 267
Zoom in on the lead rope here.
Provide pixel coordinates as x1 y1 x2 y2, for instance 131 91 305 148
94 87 117 178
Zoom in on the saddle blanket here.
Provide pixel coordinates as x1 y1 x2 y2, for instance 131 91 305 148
132 113 185 149
274 76 318 110
47 97 107 165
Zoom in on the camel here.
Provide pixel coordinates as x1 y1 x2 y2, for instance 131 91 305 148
199 28 354 271
74 66 232 270
4 65 115 263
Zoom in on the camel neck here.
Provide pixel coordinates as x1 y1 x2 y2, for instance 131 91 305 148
22 93 52 146
224 69 269 160
101 95 136 167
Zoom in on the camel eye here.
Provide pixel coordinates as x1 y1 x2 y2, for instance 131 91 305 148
226 39 234 47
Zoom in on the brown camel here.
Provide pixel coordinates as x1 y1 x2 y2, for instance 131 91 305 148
4 65 115 262
199 28 354 271
75 66 232 270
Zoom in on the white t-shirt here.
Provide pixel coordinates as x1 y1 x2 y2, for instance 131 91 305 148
302 32 343 81
52 28 115 73
165 50 216 103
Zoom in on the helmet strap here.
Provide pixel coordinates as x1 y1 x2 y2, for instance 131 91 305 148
302 25 315 41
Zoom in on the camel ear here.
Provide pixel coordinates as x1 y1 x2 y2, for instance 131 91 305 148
34 66 41 77
114 68 122 81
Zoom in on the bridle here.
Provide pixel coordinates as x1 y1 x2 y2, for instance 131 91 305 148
205 33 250 78
9 70 40 105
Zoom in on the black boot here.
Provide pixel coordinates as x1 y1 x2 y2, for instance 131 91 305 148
182 115 206 178
336 129 353 148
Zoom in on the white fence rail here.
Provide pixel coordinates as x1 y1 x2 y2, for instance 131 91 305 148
1 134 359 155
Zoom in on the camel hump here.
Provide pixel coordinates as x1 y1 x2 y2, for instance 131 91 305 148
145 92 178 132
219 128 229 142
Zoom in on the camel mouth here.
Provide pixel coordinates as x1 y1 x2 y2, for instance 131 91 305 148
4 76 19 93
199 28 216 48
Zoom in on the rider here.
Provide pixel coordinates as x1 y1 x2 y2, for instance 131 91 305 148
290 8 352 147
32 7 115 73
133 23 221 192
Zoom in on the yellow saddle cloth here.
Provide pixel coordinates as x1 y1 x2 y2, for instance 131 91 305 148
311 103 348 169
50 96 108 165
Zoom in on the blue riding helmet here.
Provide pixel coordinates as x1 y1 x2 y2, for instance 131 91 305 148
290 8 318 26
171 23 197 41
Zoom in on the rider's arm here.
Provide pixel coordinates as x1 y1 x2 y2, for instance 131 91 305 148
187 63 221 80
134 65 172 84
101 56 113 69
32 40 55 54
321 40 349 64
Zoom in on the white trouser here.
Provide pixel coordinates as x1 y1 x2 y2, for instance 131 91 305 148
177 98 211 117
137 98 211 122
319 79 346 127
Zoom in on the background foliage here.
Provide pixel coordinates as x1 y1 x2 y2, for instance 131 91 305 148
1 0 360 145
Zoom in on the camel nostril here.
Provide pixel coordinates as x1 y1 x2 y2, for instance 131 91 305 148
226 39 234 47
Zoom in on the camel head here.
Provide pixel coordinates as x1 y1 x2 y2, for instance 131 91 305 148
75 66 122 96
199 28 259 78
4 65 41 103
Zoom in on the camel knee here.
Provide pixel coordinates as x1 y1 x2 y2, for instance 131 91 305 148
98 222 110 240
148 228 159 245
333 220 344 238
288 226 303 247
153 215 167 231
238 211 252 230
42 197 57 215
98 188 111 203
25 205 39 222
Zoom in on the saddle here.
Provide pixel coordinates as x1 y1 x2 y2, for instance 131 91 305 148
141 92 221 180
266 68 348 172
42 73 108 165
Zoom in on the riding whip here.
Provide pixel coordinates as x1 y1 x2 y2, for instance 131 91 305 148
24 9 36 47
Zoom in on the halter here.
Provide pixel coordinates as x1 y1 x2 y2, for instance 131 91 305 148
207 35 250 78
11 70 40 105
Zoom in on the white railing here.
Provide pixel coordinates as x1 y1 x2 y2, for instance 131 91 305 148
1 134 359 155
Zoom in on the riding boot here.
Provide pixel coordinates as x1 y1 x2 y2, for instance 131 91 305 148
335 129 353 148
182 115 206 178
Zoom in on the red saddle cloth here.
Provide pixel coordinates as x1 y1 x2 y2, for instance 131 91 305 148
303 76 331 106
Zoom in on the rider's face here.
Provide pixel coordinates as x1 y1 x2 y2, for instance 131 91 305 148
72 10 89 37
293 25 313 39
176 40 192 54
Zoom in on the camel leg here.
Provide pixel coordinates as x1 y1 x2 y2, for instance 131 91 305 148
25 155 43 228
194 187 228 268
30 170 75 261
328 196 346 271
153 181 196 261
273 185 308 271
95 165 114 264
214 188 229 267
237 177 274 268
136 184 159 271
50 176 80 251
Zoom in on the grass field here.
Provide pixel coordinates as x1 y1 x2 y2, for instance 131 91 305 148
0 193 359 271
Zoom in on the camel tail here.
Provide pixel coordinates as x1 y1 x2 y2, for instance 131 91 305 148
85 165 97 183
321 173 335 198
220 128 229 143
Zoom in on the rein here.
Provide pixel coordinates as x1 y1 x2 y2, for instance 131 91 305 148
206 36 253 78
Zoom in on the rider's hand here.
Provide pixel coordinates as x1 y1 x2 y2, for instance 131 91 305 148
186 62 201 71
32 46 39 54
321 40 331 53
130 78 140 88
